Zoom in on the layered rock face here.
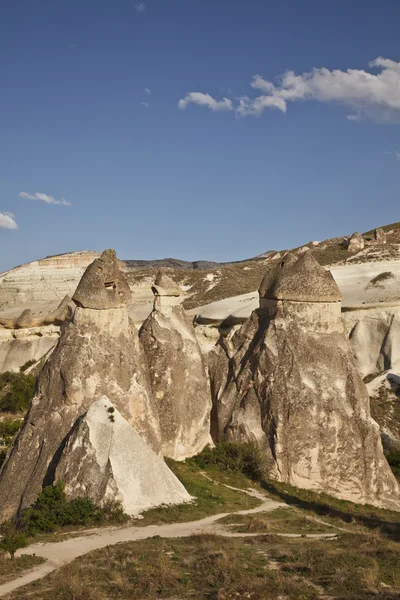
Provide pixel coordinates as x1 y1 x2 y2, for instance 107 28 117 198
211 252 400 510
56 397 190 515
0 250 162 521
344 306 400 378
0 326 59 373
0 251 100 311
140 272 212 460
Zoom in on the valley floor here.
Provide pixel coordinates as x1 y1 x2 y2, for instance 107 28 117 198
1 469 400 599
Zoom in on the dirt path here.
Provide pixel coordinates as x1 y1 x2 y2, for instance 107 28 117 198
0 485 337 598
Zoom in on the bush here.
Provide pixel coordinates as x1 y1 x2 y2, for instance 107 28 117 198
193 442 264 481
0 520 28 559
387 451 400 479
20 359 37 373
19 482 128 537
0 372 36 413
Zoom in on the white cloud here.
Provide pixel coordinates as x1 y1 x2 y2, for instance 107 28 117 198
133 1 145 12
141 102 149 108
178 58 400 122
386 150 400 161
0 212 18 230
178 92 233 112
145 88 151 95
19 192 71 206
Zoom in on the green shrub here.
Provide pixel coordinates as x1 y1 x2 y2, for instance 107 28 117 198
386 451 400 478
20 359 37 372
0 520 28 559
19 482 128 537
192 442 264 481
0 372 36 413
0 419 23 443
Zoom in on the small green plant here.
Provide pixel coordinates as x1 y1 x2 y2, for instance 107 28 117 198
0 520 28 560
19 359 37 373
386 451 400 479
192 442 264 481
0 372 36 413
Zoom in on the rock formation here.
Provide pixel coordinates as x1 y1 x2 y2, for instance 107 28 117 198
0 250 162 521
140 271 212 460
211 252 400 510
56 397 191 515
0 251 100 312
345 232 365 252
0 296 75 330
344 305 400 379
374 227 387 244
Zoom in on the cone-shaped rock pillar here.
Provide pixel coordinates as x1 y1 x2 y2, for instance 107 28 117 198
211 252 400 510
0 250 161 521
140 271 212 460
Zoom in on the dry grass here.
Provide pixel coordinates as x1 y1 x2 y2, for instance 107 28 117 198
13 528 400 600
0 554 44 585
131 459 260 526
217 507 337 534
14 535 319 600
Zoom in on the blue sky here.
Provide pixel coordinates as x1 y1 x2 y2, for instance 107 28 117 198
0 0 399 272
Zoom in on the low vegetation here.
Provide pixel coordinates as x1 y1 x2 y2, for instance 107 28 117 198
17 482 128 538
192 441 264 481
0 371 36 413
0 554 43 586
217 507 336 535
133 458 260 526
13 529 400 600
369 271 395 286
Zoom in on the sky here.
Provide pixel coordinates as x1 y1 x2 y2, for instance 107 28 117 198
0 0 399 272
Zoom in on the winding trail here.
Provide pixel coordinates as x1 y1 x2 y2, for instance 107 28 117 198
0 483 338 598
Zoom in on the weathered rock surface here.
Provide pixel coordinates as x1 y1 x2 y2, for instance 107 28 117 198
73 249 131 309
0 326 59 373
345 232 365 252
366 373 400 453
211 253 400 510
344 305 400 378
140 272 212 460
374 228 387 244
0 251 160 521
56 397 191 515
0 296 74 330
0 251 100 311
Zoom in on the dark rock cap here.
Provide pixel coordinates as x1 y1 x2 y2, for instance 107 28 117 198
73 249 132 309
258 253 298 298
259 251 342 303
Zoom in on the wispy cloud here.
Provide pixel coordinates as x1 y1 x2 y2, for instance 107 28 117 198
141 102 149 108
178 92 233 112
0 212 18 230
19 192 71 206
133 1 145 12
385 151 400 161
178 58 400 122
144 88 151 95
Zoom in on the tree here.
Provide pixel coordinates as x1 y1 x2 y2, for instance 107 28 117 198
0 520 28 560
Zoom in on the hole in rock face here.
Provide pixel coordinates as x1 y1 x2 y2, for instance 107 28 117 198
104 281 117 290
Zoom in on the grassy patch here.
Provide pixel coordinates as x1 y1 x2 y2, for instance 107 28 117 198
217 507 335 534
267 531 400 599
132 459 260 526
13 535 319 600
13 530 400 600
0 554 44 585
262 479 400 540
